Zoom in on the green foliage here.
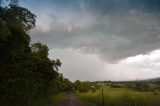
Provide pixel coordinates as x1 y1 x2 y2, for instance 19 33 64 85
0 0 36 31
74 80 81 90
110 83 123 88
0 1 68 106
51 74 73 93
74 81 99 92
31 42 49 58
134 83 153 92
0 2 35 105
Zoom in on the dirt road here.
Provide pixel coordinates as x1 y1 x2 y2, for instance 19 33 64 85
56 92 85 106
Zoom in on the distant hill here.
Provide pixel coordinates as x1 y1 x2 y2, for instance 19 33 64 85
145 77 160 82
97 77 160 84
110 77 160 83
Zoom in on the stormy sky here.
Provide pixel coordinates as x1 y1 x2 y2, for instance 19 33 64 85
22 0 160 81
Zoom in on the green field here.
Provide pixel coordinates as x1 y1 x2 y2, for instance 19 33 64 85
76 86 160 106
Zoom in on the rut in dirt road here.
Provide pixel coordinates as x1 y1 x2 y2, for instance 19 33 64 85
56 93 85 106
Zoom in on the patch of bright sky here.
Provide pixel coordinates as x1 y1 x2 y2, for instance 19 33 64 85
49 48 160 81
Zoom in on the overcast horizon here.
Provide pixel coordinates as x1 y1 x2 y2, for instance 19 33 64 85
21 0 160 81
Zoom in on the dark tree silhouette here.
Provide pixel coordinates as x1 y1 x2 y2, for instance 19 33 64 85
0 1 69 106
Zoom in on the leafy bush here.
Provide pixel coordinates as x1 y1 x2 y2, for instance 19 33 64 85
135 83 153 92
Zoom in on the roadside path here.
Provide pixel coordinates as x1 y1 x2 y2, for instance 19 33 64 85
56 92 85 106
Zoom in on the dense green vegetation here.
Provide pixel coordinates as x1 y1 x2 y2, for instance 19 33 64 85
74 80 100 92
76 84 160 106
0 0 72 106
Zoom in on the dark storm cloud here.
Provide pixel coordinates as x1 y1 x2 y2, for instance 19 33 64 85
27 0 160 62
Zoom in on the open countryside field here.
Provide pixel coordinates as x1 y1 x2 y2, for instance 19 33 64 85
76 86 160 106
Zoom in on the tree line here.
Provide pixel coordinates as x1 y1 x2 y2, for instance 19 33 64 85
0 0 72 106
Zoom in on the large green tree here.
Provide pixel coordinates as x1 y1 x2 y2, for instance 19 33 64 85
0 0 36 101
0 1 62 105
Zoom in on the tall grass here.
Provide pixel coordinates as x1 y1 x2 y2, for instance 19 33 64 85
76 86 160 106
25 92 67 106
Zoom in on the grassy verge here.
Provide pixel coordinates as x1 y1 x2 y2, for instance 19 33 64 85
52 92 68 105
76 86 160 106
26 92 67 106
